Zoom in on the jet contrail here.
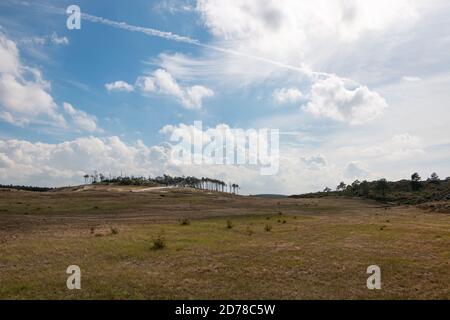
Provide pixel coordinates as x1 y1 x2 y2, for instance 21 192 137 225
27 2 334 80
81 13 201 46
78 12 331 79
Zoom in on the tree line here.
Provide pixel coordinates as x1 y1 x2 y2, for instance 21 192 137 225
84 172 241 194
0 184 54 192
318 172 450 204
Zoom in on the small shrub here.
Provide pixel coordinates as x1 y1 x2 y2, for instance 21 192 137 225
226 220 234 229
90 227 95 234
152 233 166 250
264 224 272 232
178 218 191 226
110 227 119 235
282 220 287 224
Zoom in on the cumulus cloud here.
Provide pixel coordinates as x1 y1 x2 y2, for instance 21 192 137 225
0 33 66 127
160 122 255 164
105 80 134 92
63 102 100 133
147 1 411 119
303 75 387 124
0 131 341 194
0 136 169 186
0 128 433 194
273 88 302 105
0 32 100 132
0 73 57 116
136 69 214 109
0 134 246 188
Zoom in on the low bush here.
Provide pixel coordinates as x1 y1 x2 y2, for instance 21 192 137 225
152 233 166 250
179 218 191 226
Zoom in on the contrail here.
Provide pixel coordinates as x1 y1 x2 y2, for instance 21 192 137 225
80 12 329 78
22 2 333 80
12 0 338 80
81 13 201 46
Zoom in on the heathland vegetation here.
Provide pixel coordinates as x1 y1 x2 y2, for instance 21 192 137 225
0 170 449 299
292 172 450 205
1 184 449 299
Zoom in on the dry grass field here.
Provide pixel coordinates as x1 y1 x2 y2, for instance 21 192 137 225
0 185 449 299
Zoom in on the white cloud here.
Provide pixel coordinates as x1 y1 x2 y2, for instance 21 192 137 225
0 71 65 127
0 111 29 127
136 69 214 109
105 80 134 92
273 88 302 105
303 75 387 124
147 1 418 120
0 126 445 194
196 0 418 67
0 129 338 194
0 136 168 186
0 32 66 127
0 32 100 132
0 34 20 75
63 102 100 133
0 152 14 168
0 73 56 116
185 85 214 109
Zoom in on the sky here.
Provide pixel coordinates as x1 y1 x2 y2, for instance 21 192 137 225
0 0 449 194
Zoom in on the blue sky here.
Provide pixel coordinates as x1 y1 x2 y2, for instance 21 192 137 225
0 0 449 194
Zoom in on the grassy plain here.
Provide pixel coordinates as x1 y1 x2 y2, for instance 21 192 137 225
0 185 449 299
